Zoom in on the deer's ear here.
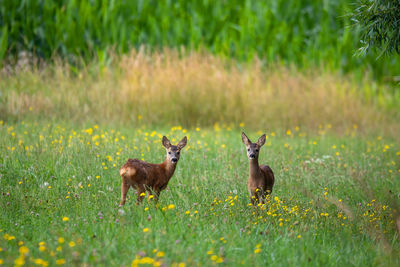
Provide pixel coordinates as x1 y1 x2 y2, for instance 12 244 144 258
257 134 266 147
241 132 251 145
177 136 187 149
162 136 171 148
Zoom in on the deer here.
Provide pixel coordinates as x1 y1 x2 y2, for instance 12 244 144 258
119 136 187 205
241 132 275 205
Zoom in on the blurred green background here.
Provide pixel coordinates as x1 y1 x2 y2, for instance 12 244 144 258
1 0 399 80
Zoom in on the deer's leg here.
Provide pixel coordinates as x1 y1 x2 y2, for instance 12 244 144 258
259 192 266 205
120 180 130 206
136 184 146 204
264 188 272 202
153 188 161 202
250 192 258 206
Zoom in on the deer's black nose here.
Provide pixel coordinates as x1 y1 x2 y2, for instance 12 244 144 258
249 154 255 158
171 158 178 163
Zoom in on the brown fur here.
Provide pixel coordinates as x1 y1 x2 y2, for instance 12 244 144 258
119 136 187 205
242 132 275 204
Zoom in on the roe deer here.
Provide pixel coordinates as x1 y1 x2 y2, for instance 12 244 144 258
119 136 187 205
241 132 275 205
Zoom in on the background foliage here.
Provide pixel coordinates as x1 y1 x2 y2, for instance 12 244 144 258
352 0 400 56
1 0 400 80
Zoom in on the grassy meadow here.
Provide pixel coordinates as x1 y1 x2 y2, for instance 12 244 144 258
0 52 399 266
1 1 400 265
0 120 399 266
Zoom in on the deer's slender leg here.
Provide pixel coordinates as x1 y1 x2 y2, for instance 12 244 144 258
251 192 258 206
153 188 161 203
259 194 265 205
120 180 130 206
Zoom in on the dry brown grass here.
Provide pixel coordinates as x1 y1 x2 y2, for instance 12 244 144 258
1 50 399 137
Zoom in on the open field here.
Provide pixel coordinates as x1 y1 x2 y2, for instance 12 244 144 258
0 120 399 266
1 1 399 266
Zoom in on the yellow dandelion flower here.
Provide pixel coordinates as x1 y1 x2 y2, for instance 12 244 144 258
68 241 75 247
168 204 175 210
56 259 66 265
19 246 29 254
140 257 154 264
254 248 261 254
216 257 223 263
62 217 69 222
156 251 165 257
34 258 44 265
143 228 149 233
14 256 25 266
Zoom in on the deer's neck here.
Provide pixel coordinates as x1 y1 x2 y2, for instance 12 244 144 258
249 158 260 177
161 159 177 179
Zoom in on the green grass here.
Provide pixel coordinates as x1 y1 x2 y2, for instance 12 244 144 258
1 0 400 80
1 121 399 266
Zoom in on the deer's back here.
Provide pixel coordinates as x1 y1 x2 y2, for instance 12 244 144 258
120 159 166 188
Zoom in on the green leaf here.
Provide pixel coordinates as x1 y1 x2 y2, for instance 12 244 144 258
0 26 8 61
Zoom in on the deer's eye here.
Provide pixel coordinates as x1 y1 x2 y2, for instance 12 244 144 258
247 149 250 152
255 149 259 152
177 151 180 155
168 152 171 154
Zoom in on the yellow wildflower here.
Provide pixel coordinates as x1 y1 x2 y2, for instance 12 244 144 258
56 259 66 265
19 246 29 255
156 251 165 257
